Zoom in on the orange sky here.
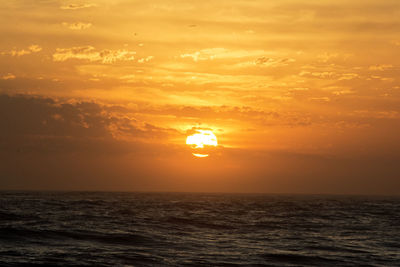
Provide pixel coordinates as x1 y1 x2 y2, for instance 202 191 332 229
1 0 399 194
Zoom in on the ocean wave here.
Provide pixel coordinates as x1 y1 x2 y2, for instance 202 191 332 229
0 192 399 266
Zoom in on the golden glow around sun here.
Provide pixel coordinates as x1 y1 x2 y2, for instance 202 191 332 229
186 129 218 157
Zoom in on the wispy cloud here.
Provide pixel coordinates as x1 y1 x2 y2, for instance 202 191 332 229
60 3 96 10
138 56 154 63
1 73 16 80
299 71 360 81
309 97 331 102
180 48 267 62
53 46 136 63
369 64 393 71
254 56 295 67
62 22 92 30
1 45 42 57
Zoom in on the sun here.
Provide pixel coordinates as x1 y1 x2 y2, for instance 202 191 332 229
186 129 218 157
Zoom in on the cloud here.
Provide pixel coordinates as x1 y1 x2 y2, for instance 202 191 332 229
369 64 393 71
299 71 359 80
317 53 339 62
62 22 92 30
137 56 154 63
53 46 136 63
180 48 224 62
253 56 295 67
219 56 296 69
332 89 354 96
60 3 96 10
28 45 42 53
0 94 184 191
369 75 394 82
337 73 359 80
309 97 331 102
180 48 267 62
0 94 399 194
0 94 175 143
391 41 400 46
120 103 317 127
1 45 42 57
1 73 16 80
119 74 136 83
351 110 400 119
300 71 335 78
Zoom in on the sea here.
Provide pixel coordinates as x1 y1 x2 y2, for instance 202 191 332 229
0 192 399 266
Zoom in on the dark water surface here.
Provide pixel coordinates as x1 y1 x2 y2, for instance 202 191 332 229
0 192 399 266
